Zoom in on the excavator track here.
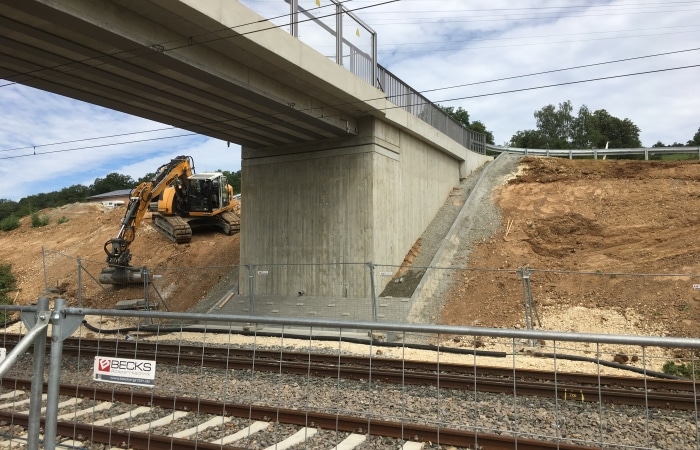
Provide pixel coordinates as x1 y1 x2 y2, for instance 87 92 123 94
219 211 241 235
152 213 193 243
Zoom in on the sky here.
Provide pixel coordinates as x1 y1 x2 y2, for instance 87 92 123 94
1 0 699 201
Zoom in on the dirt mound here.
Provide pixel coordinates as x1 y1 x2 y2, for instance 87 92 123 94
442 157 700 339
0 202 240 311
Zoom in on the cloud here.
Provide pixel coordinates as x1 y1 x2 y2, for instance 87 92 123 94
0 85 241 201
1 0 699 201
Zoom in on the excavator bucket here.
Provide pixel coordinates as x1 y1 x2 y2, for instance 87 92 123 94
98 266 146 285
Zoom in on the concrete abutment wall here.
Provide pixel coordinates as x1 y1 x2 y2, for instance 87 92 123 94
240 116 492 297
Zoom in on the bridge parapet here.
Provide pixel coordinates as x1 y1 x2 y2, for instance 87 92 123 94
245 0 487 154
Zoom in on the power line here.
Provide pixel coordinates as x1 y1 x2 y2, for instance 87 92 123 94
2 63 697 161
420 47 700 94
359 1 700 16
2 45 696 154
378 27 700 54
0 0 398 89
436 64 700 104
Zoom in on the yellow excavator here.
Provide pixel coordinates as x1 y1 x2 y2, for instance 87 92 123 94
99 155 239 285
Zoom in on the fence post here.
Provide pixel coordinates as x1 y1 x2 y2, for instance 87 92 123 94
368 262 377 321
518 267 534 331
27 296 50 450
76 257 83 307
142 267 150 311
42 246 48 292
248 264 255 316
43 298 83 450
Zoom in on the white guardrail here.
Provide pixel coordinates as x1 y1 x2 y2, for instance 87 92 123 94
486 144 700 160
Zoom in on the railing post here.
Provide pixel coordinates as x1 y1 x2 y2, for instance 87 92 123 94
368 262 377 321
27 296 50 450
335 1 343 66
289 0 298 37
43 298 83 450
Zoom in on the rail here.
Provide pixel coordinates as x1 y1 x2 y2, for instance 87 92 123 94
487 144 700 160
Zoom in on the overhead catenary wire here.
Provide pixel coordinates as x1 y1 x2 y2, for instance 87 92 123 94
1 61 698 161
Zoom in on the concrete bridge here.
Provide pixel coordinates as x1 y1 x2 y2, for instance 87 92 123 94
0 0 491 298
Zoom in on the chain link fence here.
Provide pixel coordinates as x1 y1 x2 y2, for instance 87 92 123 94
29 249 700 341
1 302 700 449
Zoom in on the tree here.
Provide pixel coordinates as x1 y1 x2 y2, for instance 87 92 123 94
508 129 548 148
437 105 495 145
136 172 156 184
467 120 495 145
220 170 241 195
508 101 641 150
689 127 700 146
438 106 470 127
589 109 641 148
90 173 136 195
534 101 574 149
0 199 19 221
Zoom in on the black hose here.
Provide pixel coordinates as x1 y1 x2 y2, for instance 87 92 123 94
80 320 506 357
79 320 683 378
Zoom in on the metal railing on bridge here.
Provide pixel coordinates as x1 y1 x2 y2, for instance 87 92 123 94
487 144 700 160
249 0 487 154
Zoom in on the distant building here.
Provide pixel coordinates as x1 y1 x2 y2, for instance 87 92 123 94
87 189 131 207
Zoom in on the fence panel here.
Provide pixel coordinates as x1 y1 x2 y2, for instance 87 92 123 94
1 306 699 449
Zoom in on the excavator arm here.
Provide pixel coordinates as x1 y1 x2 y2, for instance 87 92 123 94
100 156 194 283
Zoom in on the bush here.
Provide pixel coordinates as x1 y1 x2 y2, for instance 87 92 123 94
30 212 50 228
57 216 69 224
0 214 20 231
0 263 17 323
663 360 700 378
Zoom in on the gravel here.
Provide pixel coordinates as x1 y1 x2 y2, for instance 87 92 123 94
3 345 696 449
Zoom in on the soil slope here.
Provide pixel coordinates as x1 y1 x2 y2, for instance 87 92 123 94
442 157 700 338
0 202 240 312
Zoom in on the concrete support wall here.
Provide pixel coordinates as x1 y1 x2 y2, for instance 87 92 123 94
240 117 487 297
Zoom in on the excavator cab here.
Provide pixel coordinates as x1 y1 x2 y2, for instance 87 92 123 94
187 173 229 213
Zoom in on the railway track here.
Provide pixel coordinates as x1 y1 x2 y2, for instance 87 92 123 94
1 334 697 448
2 335 696 411
0 377 596 449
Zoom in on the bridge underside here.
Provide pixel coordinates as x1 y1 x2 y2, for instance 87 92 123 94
0 0 369 147
0 0 492 301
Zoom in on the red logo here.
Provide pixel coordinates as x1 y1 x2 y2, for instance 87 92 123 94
98 359 111 372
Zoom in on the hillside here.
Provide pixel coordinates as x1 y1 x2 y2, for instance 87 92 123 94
1 157 699 340
442 157 700 339
0 202 240 312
